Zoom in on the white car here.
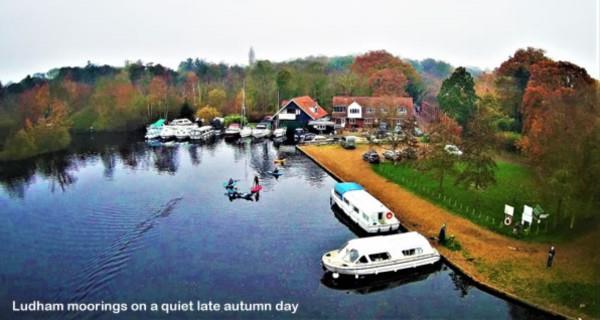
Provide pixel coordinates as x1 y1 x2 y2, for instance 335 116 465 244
444 144 463 156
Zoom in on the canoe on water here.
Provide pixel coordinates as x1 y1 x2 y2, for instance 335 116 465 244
267 171 283 177
274 159 286 164
251 185 263 193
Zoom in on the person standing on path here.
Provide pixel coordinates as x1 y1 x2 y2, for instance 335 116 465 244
547 246 556 268
438 223 447 244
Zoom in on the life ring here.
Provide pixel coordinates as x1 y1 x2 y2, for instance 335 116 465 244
386 212 393 220
504 216 512 226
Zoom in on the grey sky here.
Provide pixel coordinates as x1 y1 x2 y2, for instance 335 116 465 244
0 0 598 83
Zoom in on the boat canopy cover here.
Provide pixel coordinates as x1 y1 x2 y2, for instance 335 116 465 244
334 182 364 196
150 119 166 128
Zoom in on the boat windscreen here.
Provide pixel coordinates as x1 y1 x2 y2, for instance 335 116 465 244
343 248 359 263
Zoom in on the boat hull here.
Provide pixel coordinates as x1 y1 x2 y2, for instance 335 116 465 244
322 251 440 277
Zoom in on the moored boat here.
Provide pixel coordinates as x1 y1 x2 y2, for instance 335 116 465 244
273 127 286 138
224 123 241 138
240 126 253 138
321 232 440 279
190 125 214 140
330 182 400 233
145 119 166 140
252 123 271 138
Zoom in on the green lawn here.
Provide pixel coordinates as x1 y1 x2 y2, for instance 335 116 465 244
373 160 564 242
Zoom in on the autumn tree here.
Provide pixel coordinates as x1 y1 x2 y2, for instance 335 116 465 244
352 50 424 102
437 67 477 128
207 88 226 111
495 47 549 132
368 68 408 96
518 60 597 229
454 100 498 202
247 60 276 113
418 115 462 192
195 106 221 123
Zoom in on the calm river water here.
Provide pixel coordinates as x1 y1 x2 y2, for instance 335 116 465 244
0 134 553 319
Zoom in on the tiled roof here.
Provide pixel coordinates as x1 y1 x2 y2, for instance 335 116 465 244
332 96 414 110
285 96 328 120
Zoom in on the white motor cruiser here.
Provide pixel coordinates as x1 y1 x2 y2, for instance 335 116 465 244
240 126 253 138
252 123 271 138
330 182 401 233
161 118 195 140
190 126 214 140
272 127 286 138
321 232 440 279
145 119 166 140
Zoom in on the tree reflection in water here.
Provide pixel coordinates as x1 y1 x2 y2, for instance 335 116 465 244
0 134 331 199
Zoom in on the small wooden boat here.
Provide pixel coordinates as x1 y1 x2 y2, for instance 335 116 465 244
274 158 286 164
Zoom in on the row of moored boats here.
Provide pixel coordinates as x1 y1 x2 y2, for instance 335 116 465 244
145 118 287 141
323 182 440 279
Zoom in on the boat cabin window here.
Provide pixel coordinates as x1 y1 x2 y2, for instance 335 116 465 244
357 256 369 264
353 206 359 214
344 198 350 205
334 190 342 199
402 249 417 256
378 212 383 220
362 212 369 222
368 252 391 262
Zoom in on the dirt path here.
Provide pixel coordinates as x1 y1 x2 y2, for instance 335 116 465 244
301 144 599 319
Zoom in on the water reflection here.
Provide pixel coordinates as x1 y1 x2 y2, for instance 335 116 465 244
321 263 441 294
0 134 332 199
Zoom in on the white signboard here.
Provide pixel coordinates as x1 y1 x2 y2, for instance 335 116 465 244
504 205 514 217
522 205 533 225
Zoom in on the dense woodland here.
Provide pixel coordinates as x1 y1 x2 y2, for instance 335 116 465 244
0 48 598 231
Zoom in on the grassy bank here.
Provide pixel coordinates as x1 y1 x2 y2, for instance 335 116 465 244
373 160 594 243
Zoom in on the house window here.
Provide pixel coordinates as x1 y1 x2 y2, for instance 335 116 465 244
348 118 356 124
335 118 343 124
397 106 407 115
333 106 346 113
380 107 387 114
295 109 301 115
287 107 295 114
366 108 374 114
364 118 373 125
349 108 360 114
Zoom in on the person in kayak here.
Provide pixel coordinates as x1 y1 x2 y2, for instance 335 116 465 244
253 175 259 187
226 178 236 189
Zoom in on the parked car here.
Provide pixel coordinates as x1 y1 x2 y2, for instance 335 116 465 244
294 128 306 143
362 150 380 164
302 133 316 142
340 136 357 149
444 144 463 156
383 150 401 161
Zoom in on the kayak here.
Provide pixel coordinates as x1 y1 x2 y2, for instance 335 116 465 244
251 185 263 193
274 159 286 164
267 171 283 177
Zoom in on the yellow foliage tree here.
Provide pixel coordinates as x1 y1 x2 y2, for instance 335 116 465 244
195 106 221 122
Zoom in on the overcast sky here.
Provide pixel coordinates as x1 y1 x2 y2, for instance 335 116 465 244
0 0 598 83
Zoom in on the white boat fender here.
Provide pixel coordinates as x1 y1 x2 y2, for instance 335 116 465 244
332 272 340 279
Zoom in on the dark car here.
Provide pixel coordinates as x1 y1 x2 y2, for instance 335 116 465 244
302 133 316 142
362 150 380 164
